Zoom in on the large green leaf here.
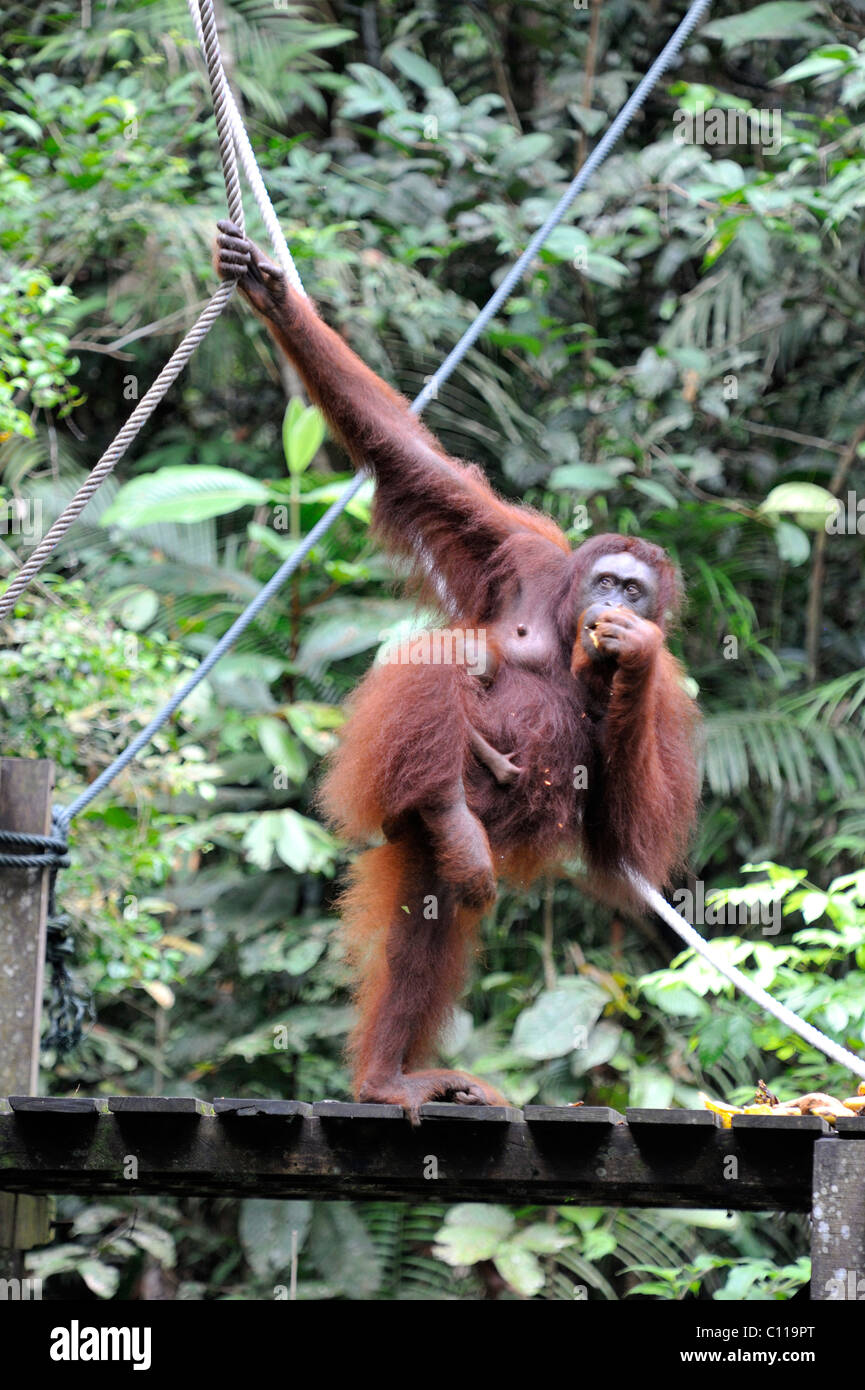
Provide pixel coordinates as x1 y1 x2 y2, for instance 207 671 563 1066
702 3 826 48
433 1205 513 1264
760 482 837 531
239 1199 312 1281
512 982 608 1061
100 466 273 528
282 398 326 475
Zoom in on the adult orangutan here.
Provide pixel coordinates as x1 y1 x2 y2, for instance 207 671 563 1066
215 221 700 1120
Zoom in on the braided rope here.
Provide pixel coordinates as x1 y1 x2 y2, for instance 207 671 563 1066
195 0 244 233
0 827 69 871
0 284 235 620
185 0 305 294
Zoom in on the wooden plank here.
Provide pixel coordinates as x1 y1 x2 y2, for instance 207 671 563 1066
9 1096 102 1114
525 1106 624 1125
313 1101 523 1123
0 1109 818 1209
628 1109 719 1128
0 760 55 1258
107 1097 212 1116
0 759 54 1095
0 1192 53 1249
313 1101 404 1121
214 1099 312 1118
835 1117 865 1137
732 1113 830 1134
811 1138 865 1300
418 1104 523 1123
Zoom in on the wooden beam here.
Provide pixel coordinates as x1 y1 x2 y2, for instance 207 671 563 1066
811 1137 865 1301
0 758 55 1094
0 1099 853 1210
0 758 56 1259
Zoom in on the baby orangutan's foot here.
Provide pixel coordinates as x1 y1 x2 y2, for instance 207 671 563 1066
358 1069 508 1125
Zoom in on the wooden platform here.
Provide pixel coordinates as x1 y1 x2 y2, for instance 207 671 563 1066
2 1096 863 1208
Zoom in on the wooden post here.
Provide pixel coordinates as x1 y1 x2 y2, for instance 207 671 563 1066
0 758 55 1258
811 1138 865 1300
0 758 54 1092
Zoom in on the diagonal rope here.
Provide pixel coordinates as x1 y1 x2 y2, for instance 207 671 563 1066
0 0 245 623
630 870 865 1084
0 285 235 622
411 0 713 414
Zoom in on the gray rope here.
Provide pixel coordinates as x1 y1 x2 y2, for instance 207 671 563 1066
56 0 713 825
195 0 244 233
57 489 351 828
0 0 246 624
0 284 235 621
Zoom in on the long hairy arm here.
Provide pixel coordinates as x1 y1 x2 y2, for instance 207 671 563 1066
215 221 568 615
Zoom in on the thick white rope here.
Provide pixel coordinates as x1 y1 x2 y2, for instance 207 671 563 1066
186 0 306 295
628 868 865 1083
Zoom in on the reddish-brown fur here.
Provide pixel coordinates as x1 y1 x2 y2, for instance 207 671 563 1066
215 224 700 1117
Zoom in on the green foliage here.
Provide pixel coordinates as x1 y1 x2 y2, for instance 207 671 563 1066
642 864 865 1097
101 466 275 526
433 1204 571 1298
627 1254 810 1301
0 266 83 437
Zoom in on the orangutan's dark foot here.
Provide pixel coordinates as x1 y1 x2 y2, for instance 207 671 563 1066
358 1069 508 1125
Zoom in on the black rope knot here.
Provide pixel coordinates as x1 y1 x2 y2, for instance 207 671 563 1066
0 827 70 870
